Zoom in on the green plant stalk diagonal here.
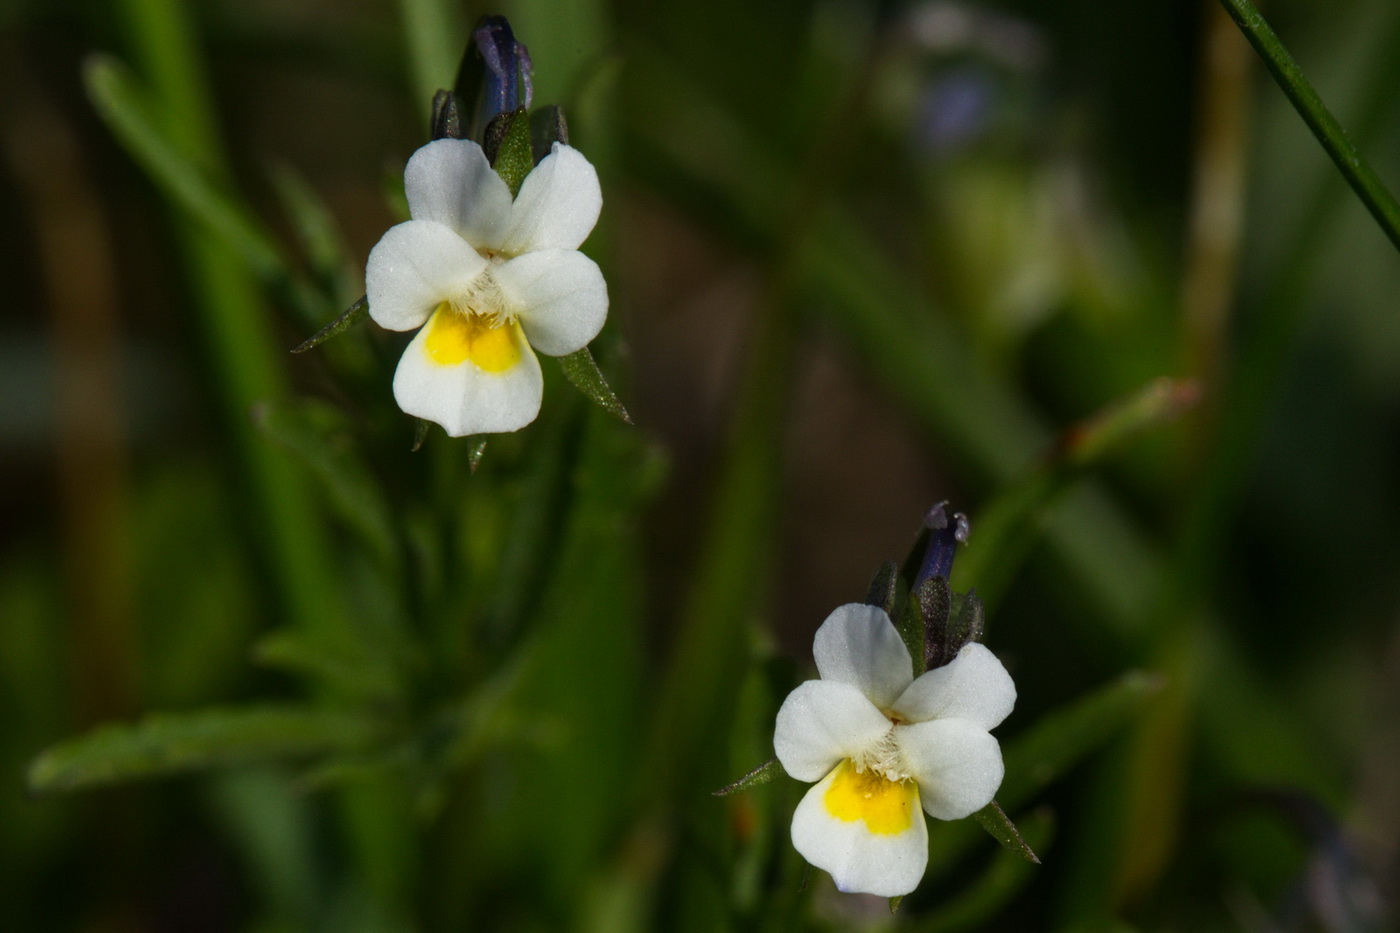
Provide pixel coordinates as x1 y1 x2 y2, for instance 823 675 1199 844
1218 0 1400 254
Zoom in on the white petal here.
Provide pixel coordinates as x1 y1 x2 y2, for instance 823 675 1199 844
890 643 1016 730
391 323 543 436
812 604 914 710
773 681 894 782
898 719 1004 820
365 221 488 331
790 764 928 897
404 139 513 247
499 143 602 254
493 250 608 357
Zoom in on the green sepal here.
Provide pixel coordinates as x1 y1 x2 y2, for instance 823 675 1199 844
974 799 1040 864
28 705 382 794
897 582 925 677
530 103 570 160
888 895 903 914
467 436 489 472
411 418 431 452
913 575 953 670
948 588 986 649
291 295 369 353
560 347 633 424
864 559 899 615
712 757 783 796
485 107 534 196
430 88 464 140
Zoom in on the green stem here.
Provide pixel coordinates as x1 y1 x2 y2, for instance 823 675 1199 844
1217 0 1400 253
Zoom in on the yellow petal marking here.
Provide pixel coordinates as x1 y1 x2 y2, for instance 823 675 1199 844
823 759 919 835
423 303 522 372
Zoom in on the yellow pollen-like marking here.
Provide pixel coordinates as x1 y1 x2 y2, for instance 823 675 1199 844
823 759 918 835
423 303 522 373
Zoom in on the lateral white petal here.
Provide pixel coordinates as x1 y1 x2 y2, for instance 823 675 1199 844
890 643 1016 730
813 604 914 710
403 139 513 247
898 719 1004 821
790 767 929 897
774 681 894 783
391 326 543 436
365 221 488 331
494 250 608 356
499 144 602 254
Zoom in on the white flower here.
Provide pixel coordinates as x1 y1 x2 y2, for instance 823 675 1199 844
365 138 607 436
773 603 1015 897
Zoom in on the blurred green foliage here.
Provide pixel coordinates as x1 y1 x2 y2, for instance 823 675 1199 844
2 0 1398 930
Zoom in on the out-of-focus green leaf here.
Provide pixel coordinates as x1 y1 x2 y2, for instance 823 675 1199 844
912 809 1054 933
999 672 1161 812
712 758 783 797
560 347 633 424
29 706 383 794
926 672 1158 876
85 56 281 286
266 161 355 301
395 0 461 119
973 800 1040 864
252 628 403 703
208 769 321 925
957 378 1198 609
251 399 397 575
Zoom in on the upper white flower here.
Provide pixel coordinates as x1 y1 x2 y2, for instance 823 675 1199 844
774 603 1015 897
365 138 608 436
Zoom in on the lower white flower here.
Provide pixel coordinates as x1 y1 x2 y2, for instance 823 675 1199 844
365 137 608 436
774 603 1016 897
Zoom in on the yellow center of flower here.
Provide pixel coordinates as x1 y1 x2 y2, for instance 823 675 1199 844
823 759 918 835
423 303 521 372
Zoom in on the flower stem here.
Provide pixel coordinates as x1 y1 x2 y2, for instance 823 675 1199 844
1217 0 1400 253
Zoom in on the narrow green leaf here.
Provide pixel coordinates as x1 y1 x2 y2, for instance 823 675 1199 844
250 399 398 574
560 347 633 424
1218 0 1400 254
291 296 369 354
712 758 784 797
488 107 535 196
973 800 1040 864
999 671 1162 812
29 705 382 794
864 559 898 615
